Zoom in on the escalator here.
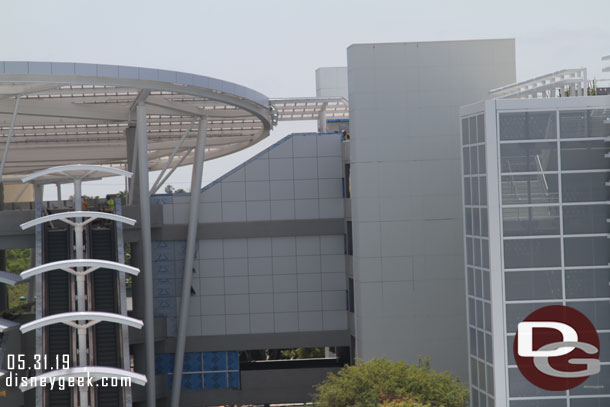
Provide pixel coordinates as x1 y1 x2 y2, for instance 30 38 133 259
88 222 123 406
43 224 74 406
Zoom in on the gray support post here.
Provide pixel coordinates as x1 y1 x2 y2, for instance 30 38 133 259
125 126 139 205
0 183 6 312
136 104 156 407
73 178 89 407
170 117 207 407
34 183 43 407
115 199 133 407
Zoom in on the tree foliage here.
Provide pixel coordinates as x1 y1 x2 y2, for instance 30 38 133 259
6 249 31 310
281 347 325 360
313 358 468 407
380 396 430 407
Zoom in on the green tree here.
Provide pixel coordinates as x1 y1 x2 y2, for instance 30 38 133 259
313 358 468 407
281 347 325 359
381 396 430 407
6 249 31 310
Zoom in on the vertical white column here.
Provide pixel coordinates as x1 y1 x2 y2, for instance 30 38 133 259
34 183 43 407
73 178 89 407
170 117 207 407
136 103 156 407
486 100 508 404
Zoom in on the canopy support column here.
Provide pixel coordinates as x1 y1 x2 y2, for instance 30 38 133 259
136 103 156 407
170 117 207 407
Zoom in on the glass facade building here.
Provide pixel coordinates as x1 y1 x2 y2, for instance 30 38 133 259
461 96 610 407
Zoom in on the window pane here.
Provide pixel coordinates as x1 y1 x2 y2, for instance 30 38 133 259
479 145 486 174
507 336 516 365
477 330 485 359
466 238 473 265
474 238 481 267
472 176 480 205
508 367 565 397
501 174 559 205
478 360 486 391
470 329 477 356
571 397 610 407
469 298 476 326
560 109 609 139
563 204 610 234
476 300 484 329
482 270 490 299
568 301 610 330
462 118 469 145
480 177 487 205
470 116 477 144
561 140 610 170
482 239 489 268
570 366 610 396
506 302 562 333
463 147 470 175
501 143 557 173
464 178 471 205
475 269 482 297
560 110 587 138
564 237 610 267
471 146 479 174
465 208 473 235
477 115 485 143
500 111 557 141
467 267 475 296
481 209 489 238
503 238 561 269
562 172 610 202
566 269 610 299
505 270 562 301
484 302 492 332
503 206 559 237
510 400 566 407
473 208 481 236
485 333 493 363
486 365 494 394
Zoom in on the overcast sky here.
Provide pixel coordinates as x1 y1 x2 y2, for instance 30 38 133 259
1 0 608 199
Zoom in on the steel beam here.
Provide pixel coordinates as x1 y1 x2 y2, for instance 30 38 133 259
170 117 207 407
136 103 156 407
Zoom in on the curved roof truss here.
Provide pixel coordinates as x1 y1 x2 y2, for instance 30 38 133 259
20 259 139 280
20 211 136 230
20 311 143 334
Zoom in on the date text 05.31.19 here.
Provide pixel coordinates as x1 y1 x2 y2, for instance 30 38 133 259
6 354 70 371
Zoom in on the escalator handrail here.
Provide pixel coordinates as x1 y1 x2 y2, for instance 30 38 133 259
21 211 136 230
20 311 143 334
21 259 139 280
19 366 148 392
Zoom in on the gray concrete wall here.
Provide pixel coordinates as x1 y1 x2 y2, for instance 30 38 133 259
151 133 349 338
347 39 516 380
316 67 348 99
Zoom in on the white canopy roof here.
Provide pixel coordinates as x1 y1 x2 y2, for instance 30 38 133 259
0 61 273 179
